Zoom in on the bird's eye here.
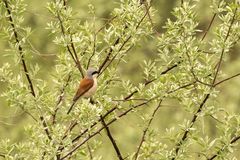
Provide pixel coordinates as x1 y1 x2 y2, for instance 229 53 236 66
92 71 99 75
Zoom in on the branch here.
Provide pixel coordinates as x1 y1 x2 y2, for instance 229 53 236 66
207 135 240 160
3 0 35 97
61 81 197 159
52 73 72 124
87 16 118 69
98 4 151 76
134 100 163 160
201 1 221 41
211 7 237 85
56 8 84 77
214 72 240 87
172 93 210 160
60 99 155 160
101 116 124 160
3 0 51 141
98 37 121 74
172 7 238 159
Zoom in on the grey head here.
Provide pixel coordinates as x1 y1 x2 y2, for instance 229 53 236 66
86 68 99 78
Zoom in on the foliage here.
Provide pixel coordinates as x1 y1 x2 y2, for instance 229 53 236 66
0 0 240 159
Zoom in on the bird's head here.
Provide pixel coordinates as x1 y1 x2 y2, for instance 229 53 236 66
86 68 99 78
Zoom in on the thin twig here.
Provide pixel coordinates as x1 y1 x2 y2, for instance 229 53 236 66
207 135 240 160
101 116 124 160
40 116 52 140
56 10 84 77
134 100 163 160
214 72 240 87
52 73 72 124
87 141 93 160
201 14 217 41
212 7 237 86
0 153 5 158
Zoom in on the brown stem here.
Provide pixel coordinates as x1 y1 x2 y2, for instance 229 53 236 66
101 116 124 160
134 100 163 160
3 0 35 97
214 72 240 87
211 7 237 86
56 12 84 77
52 73 72 124
173 94 210 160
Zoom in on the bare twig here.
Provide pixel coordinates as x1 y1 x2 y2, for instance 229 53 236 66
101 116 124 160
214 72 240 87
134 100 163 160
87 142 93 160
201 1 221 41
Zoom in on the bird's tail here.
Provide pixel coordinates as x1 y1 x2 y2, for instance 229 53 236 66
67 101 76 114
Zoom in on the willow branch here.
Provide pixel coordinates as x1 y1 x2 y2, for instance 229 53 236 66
52 73 72 124
207 135 240 160
3 0 35 97
101 116 124 160
3 0 51 141
212 7 237 85
214 72 240 87
56 8 84 77
134 100 163 160
172 7 238 159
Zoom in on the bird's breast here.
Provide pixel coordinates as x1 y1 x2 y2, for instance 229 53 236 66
83 78 97 97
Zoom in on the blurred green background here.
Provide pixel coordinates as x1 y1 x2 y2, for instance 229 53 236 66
0 0 240 159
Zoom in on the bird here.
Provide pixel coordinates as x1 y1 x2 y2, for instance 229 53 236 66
67 68 99 114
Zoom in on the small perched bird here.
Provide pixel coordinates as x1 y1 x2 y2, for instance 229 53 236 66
67 68 98 114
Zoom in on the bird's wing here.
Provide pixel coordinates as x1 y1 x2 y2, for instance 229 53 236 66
72 78 94 102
